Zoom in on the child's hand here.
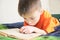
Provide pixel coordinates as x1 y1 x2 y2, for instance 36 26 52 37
19 26 47 35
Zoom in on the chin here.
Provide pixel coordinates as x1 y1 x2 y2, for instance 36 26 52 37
29 23 36 26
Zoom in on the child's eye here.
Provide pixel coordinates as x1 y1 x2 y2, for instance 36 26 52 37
30 18 34 20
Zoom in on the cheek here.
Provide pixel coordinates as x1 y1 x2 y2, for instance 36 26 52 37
30 18 40 25
34 16 40 23
35 18 39 23
33 15 40 23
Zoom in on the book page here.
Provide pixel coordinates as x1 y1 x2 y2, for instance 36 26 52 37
0 28 41 40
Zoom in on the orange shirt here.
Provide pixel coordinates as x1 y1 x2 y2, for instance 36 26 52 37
24 10 59 33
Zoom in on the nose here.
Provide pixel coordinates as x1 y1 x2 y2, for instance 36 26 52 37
28 21 32 24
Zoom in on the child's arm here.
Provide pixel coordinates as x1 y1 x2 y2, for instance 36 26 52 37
19 26 47 35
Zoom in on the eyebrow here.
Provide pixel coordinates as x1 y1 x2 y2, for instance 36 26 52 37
24 16 35 19
24 18 27 19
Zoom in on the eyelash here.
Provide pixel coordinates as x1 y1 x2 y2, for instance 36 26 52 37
30 18 34 20
24 17 35 20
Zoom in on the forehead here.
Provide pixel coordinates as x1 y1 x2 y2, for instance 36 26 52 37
21 6 40 18
21 12 35 18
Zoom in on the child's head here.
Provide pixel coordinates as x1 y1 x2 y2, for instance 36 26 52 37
18 0 42 25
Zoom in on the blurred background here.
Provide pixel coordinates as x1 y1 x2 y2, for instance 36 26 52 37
0 0 60 24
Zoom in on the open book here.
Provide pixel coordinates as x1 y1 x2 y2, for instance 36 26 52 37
0 28 42 40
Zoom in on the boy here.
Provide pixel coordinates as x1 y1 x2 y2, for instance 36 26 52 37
18 0 59 34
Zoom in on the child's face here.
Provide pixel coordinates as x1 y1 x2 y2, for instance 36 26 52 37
22 7 42 25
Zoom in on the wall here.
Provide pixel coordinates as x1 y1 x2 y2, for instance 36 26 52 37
49 0 60 14
41 0 60 14
41 0 50 11
0 0 24 24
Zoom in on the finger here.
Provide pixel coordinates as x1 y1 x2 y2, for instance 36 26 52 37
22 28 29 34
22 28 32 34
20 27 26 33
